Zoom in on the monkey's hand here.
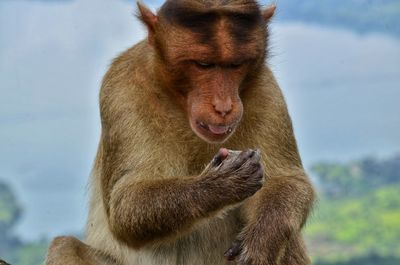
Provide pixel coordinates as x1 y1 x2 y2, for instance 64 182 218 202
201 148 264 206
224 223 287 265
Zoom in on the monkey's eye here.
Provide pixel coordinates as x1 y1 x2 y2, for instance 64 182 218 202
228 62 243 69
194 61 216 69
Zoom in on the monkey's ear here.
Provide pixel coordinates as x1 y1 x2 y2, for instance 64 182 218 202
137 1 158 45
262 5 276 21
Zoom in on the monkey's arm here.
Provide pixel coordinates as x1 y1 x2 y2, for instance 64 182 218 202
107 174 225 248
229 168 315 265
225 74 316 265
103 148 263 249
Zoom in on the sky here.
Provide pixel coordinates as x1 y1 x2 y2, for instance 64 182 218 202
0 0 399 241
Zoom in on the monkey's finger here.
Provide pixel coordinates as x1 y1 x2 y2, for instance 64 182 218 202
231 149 255 170
224 240 242 261
212 148 229 166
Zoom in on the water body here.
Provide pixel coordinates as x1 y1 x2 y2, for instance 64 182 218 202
0 0 399 241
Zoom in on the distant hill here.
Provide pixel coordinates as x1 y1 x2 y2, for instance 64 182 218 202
311 154 400 198
18 0 400 37
274 0 400 37
42 0 400 37
306 154 400 264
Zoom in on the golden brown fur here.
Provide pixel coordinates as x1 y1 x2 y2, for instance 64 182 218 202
46 0 315 264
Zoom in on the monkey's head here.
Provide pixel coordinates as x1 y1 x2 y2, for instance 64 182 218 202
138 0 275 143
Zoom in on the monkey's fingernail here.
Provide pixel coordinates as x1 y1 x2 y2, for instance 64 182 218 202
219 148 229 160
212 155 223 166
224 240 241 260
224 248 236 260
249 150 256 158
212 148 229 166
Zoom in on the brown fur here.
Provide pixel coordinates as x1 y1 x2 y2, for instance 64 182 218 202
45 0 315 264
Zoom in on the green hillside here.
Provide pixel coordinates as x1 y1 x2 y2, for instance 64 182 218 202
306 154 400 264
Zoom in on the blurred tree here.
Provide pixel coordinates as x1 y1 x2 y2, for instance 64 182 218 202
0 180 23 257
315 253 400 265
307 153 400 263
311 154 400 198
13 240 48 265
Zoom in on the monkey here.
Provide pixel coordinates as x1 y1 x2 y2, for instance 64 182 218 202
45 0 315 264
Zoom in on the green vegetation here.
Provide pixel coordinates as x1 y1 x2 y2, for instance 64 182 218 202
315 254 400 265
312 155 400 198
11 241 48 265
306 154 400 265
276 0 400 37
0 182 22 233
0 181 47 265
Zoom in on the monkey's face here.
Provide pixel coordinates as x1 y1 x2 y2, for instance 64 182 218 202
137 0 274 144
185 61 245 144
157 19 266 144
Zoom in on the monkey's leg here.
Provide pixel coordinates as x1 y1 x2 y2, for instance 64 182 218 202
279 235 311 265
45 236 117 265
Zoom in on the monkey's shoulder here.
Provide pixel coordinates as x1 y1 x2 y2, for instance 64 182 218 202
101 41 155 96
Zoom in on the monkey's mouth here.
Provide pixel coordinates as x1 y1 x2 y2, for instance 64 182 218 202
196 121 234 136
191 119 238 143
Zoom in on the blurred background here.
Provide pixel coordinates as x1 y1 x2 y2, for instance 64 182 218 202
0 0 399 264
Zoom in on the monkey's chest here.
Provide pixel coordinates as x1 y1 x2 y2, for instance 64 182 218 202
127 213 240 265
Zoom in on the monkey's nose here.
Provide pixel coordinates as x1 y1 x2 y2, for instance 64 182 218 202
213 98 232 117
